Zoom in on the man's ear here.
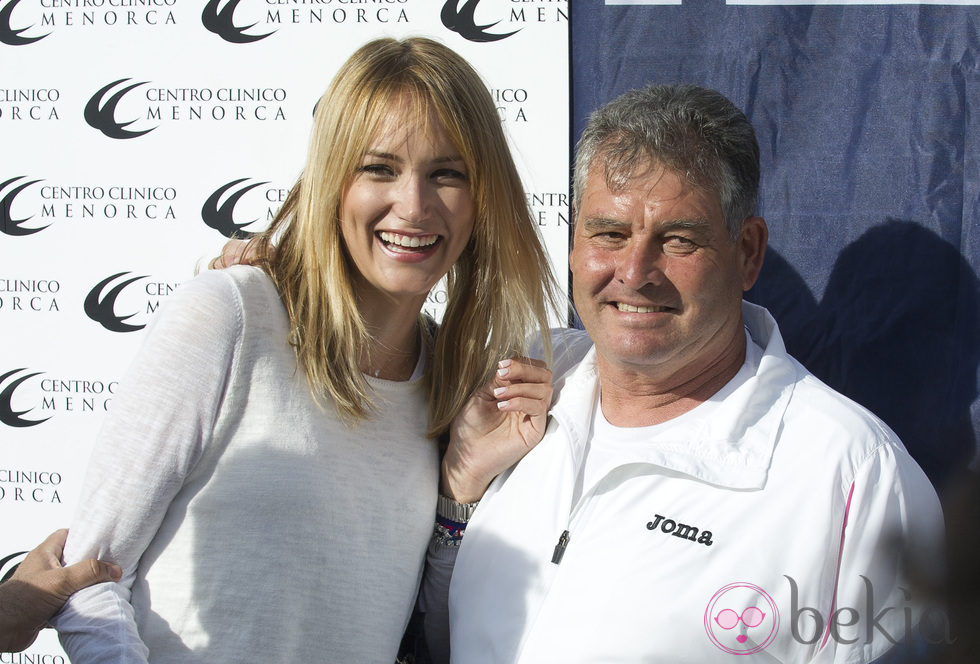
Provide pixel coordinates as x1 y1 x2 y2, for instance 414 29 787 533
738 216 768 291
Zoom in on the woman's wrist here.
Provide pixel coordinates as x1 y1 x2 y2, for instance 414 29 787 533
439 454 491 504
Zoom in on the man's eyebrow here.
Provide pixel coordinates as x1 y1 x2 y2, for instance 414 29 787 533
657 218 712 232
581 217 631 233
581 217 712 233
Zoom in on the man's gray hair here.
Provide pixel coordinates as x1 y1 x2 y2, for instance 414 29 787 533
573 84 760 240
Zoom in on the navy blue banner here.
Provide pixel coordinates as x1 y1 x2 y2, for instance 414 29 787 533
572 0 980 489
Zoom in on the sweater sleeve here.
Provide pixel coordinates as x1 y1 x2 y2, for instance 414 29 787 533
50 270 245 663
419 537 459 664
816 439 945 664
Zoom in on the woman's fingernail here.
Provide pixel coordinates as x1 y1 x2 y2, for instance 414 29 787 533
496 400 509 410
493 387 507 397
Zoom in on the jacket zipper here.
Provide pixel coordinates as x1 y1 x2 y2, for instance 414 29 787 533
551 529 570 564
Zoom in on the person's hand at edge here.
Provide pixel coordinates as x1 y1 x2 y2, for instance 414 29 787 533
207 238 270 270
0 529 121 653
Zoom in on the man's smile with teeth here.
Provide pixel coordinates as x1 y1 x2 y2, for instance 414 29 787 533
615 302 670 313
378 231 439 250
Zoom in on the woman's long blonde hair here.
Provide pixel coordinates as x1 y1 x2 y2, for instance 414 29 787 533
252 37 559 437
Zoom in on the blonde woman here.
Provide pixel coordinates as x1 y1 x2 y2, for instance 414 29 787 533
51 37 558 663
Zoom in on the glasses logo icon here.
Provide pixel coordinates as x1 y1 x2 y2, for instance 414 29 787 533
714 607 766 641
704 583 779 655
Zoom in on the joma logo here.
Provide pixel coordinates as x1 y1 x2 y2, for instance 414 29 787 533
647 513 714 546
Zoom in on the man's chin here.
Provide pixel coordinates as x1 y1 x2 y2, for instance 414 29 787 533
594 339 680 372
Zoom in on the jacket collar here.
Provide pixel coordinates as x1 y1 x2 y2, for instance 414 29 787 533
551 302 798 490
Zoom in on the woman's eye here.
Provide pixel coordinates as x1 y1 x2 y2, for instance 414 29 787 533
359 163 394 177
433 168 468 181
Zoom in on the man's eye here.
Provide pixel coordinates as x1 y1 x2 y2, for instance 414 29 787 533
664 236 698 251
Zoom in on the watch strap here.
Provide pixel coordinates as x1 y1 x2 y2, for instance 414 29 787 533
436 493 479 523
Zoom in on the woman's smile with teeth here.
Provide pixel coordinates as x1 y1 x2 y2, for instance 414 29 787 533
378 231 439 251
616 302 668 313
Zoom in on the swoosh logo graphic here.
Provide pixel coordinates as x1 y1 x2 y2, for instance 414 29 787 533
441 0 519 43
201 178 268 238
1 551 29 582
202 0 275 44
0 368 51 428
84 78 156 140
84 272 148 333
1 176 48 236
0 0 50 46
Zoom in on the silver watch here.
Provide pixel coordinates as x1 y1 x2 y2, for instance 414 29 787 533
436 493 479 523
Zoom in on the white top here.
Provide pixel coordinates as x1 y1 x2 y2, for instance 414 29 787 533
576 334 763 504
445 303 944 664
51 266 440 664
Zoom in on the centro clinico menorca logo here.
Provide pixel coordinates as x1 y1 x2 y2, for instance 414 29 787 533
0 276 61 313
202 178 273 238
84 271 181 332
0 0 48 45
202 0 409 42
85 78 156 139
0 368 51 427
441 0 519 42
1 175 48 236
0 469 64 504
1 0 176 44
2 177 179 229
0 368 118 424
85 78 287 139
202 0 275 43
0 87 61 121
84 271 149 333
526 190 570 228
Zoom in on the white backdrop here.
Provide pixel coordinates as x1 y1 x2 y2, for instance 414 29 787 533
0 0 569 659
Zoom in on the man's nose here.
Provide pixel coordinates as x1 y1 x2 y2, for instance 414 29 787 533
616 240 666 289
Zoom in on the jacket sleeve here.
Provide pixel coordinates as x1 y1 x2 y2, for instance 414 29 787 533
817 439 945 664
49 271 244 663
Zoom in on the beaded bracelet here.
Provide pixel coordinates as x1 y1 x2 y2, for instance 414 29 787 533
433 515 468 547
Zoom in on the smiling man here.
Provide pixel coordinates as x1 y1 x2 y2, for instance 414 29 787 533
429 84 946 663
